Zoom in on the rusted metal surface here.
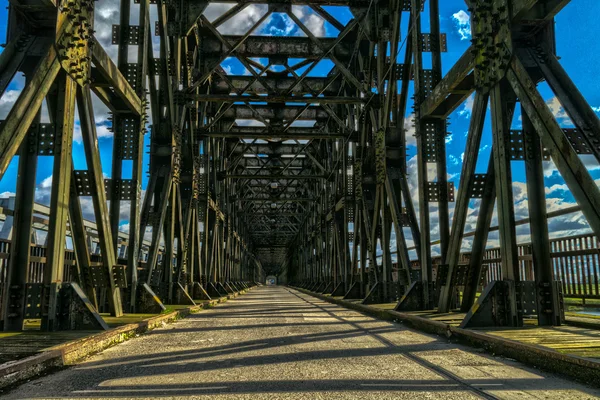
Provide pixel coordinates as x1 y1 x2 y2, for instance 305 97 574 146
0 0 598 338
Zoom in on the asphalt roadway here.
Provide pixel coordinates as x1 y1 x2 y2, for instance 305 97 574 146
5 286 600 399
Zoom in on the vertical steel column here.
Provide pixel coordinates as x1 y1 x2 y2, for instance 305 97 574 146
128 0 151 310
460 156 496 312
490 81 521 327
42 73 77 331
438 93 489 312
108 0 131 251
77 87 124 317
411 0 433 308
1 79 39 331
429 0 449 266
523 113 562 325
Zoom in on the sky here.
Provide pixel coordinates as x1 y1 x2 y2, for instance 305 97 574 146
0 0 599 257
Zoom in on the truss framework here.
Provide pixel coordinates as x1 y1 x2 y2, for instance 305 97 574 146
0 0 594 331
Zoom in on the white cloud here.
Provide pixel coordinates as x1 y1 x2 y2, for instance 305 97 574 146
94 0 121 62
222 64 234 75
543 154 600 177
0 90 21 119
40 175 53 189
458 94 475 117
546 96 569 121
452 10 471 40
264 13 296 36
292 6 326 37
215 4 268 35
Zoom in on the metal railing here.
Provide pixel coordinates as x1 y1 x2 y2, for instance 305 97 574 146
411 233 600 300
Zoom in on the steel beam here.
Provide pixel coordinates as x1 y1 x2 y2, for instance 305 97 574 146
42 73 77 331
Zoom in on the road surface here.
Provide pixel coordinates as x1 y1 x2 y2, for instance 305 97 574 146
5 286 599 399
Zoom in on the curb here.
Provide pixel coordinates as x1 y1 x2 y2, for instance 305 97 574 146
0 287 253 391
291 286 600 386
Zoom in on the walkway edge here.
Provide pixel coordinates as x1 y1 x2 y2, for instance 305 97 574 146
291 286 600 386
0 287 254 391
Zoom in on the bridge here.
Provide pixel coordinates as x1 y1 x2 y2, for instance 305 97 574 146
1 0 600 397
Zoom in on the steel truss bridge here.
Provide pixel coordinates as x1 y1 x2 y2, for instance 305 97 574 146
0 0 596 332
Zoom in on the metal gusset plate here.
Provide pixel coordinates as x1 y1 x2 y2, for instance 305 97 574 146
112 264 128 288
468 174 488 198
426 181 455 202
112 25 141 45
24 283 44 319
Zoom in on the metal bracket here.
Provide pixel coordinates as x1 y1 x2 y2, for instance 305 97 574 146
115 118 140 160
563 128 593 155
88 264 109 287
436 264 448 284
112 25 141 45
125 63 143 92
149 268 162 287
56 283 108 331
104 178 135 201
420 69 436 100
460 280 514 328
152 58 175 76
137 283 167 313
23 283 44 319
468 174 488 198
420 33 447 53
32 123 55 155
401 0 424 11
516 281 538 316
511 129 553 160
112 264 128 288
454 264 469 286
427 181 455 202
400 211 411 227
73 170 93 196
423 121 442 162
509 129 525 160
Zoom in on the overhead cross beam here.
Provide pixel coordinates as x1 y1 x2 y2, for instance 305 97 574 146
0 0 590 335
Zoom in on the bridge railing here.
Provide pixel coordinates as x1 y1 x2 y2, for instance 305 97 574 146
406 232 600 301
483 233 600 299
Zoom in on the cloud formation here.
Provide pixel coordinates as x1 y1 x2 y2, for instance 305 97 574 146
452 10 471 40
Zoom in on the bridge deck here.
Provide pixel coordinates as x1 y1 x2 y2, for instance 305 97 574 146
336 299 600 360
5 286 598 399
0 300 222 365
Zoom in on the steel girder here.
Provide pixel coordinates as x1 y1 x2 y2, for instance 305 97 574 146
0 0 589 333
432 0 574 329
0 0 130 330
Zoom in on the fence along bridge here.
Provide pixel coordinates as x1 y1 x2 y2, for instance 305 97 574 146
1 0 600 396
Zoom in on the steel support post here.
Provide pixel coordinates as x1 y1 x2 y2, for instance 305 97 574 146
42 73 77 331
1 79 40 331
460 156 497 312
490 81 521 327
438 93 489 312
411 0 433 309
523 113 562 325
77 86 124 317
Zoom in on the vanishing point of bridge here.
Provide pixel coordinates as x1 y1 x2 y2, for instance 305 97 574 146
1 0 600 398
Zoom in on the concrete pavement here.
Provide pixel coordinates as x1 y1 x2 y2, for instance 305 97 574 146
5 286 600 399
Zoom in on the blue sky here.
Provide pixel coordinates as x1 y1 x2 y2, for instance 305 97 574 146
0 0 599 251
